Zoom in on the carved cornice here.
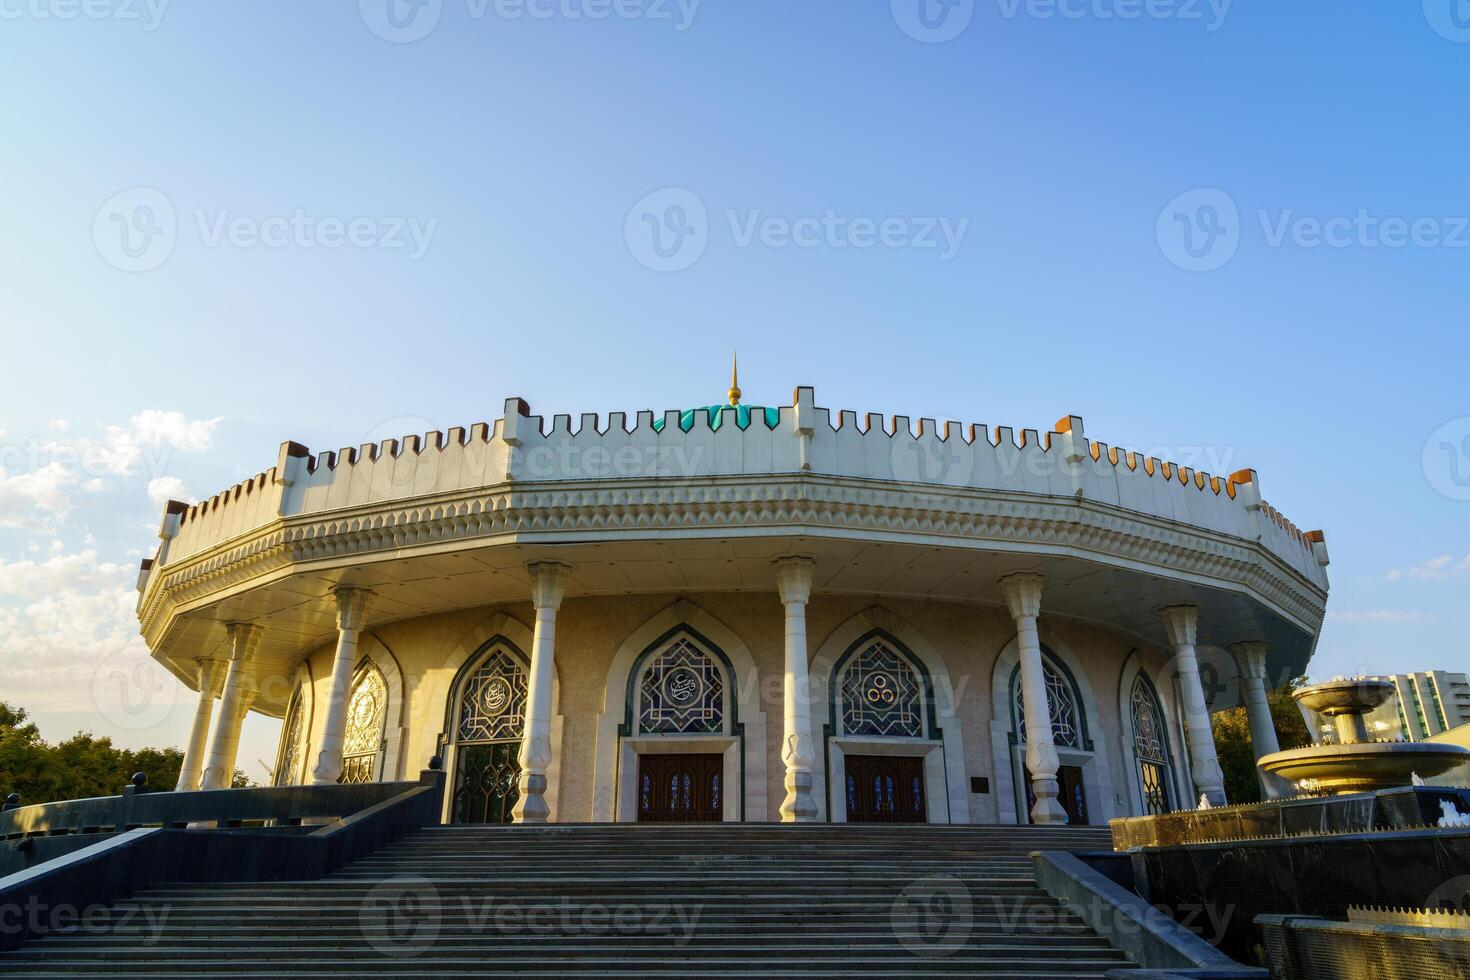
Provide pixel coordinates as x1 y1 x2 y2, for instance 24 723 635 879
138 475 1328 649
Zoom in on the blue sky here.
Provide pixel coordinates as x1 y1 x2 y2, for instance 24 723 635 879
1 1 1467 779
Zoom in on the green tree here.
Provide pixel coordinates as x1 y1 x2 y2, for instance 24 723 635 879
0 701 252 806
1212 678 1311 805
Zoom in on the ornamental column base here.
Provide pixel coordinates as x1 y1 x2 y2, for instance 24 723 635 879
1028 776 1069 825
513 772 550 824
779 769 819 823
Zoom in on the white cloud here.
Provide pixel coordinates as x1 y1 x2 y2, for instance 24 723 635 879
1326 609 1429 624
146 476 192 508
0 463 75 530
1386 554 1470 583
48 419 69 432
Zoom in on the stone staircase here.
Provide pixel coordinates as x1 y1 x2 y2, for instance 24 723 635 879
0 823 1130 977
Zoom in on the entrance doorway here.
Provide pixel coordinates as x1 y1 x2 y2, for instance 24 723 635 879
1022 763 1090 825
844 754 926 823
636 753 723 822
452 742 520 824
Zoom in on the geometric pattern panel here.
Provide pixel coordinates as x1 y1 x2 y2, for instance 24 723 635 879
457 648 528 744
1130 676 1167 763
1015 659 1081 748
340 662 387 782
638 636 725 735
274 685 305 786
839 640 925 739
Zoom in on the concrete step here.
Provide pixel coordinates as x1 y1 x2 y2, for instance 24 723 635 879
0 823 1131 976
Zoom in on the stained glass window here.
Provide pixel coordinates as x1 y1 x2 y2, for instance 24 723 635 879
839 640 925 738
274 685 305 786
1014 659 1081 748
1130 676 1172 815
638 636 725 734
339 662 386 784
457 648 528 743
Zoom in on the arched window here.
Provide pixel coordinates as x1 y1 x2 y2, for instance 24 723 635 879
339 661 387 784
458 648 528 743
274 684 305 786
450 644 529 824
837 637 926 739
637 635 726 735
1012 657 1085 748
1130 675 1173 816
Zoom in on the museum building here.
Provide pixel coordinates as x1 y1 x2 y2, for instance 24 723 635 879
133 379 1330 827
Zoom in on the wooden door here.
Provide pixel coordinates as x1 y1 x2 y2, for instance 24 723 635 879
1059 765 1089 825
637 753 723 822
844 754 926 823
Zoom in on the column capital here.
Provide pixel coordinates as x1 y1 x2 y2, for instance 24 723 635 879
999 572 1044 621
774 556 815 605
332 587 374 632
1158 604 1199 649
194 656 225 694
1229 641 1269 680
223 622 263 663
527 561 571 610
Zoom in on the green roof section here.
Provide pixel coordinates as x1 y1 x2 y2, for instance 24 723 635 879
651 405 781 433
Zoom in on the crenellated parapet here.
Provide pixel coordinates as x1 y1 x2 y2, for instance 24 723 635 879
139 387 1329 597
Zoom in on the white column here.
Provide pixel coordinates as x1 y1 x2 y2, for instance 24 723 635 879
200 623 262 791
775 557 818 822
175 658 224 791
310 587 375 785
1160 605 1226 806
513 561 569 824
1000 573 1067 825
1230 641 1288 798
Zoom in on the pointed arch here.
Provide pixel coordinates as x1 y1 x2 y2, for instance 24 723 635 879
988 632 1117 825
353 633 406 781
272 660 314 786
811 607 969 824
1116 649 1190 818
593 600 767 822
422 610 563 822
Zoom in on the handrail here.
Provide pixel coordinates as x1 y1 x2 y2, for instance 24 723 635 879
0 767 448 951
0 775 430 841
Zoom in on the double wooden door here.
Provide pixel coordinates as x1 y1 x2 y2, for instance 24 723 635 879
844 754 926 823
637 753 723 822
1023 763 1090 824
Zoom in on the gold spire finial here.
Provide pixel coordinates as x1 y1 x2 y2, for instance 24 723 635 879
728 351 741 406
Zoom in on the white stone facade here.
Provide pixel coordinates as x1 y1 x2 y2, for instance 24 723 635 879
135 388 1331 824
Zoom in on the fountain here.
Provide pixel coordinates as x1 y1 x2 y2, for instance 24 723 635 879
1257 678 1470 795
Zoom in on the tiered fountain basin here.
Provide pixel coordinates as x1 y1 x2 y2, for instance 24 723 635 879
1259 678 1470 796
